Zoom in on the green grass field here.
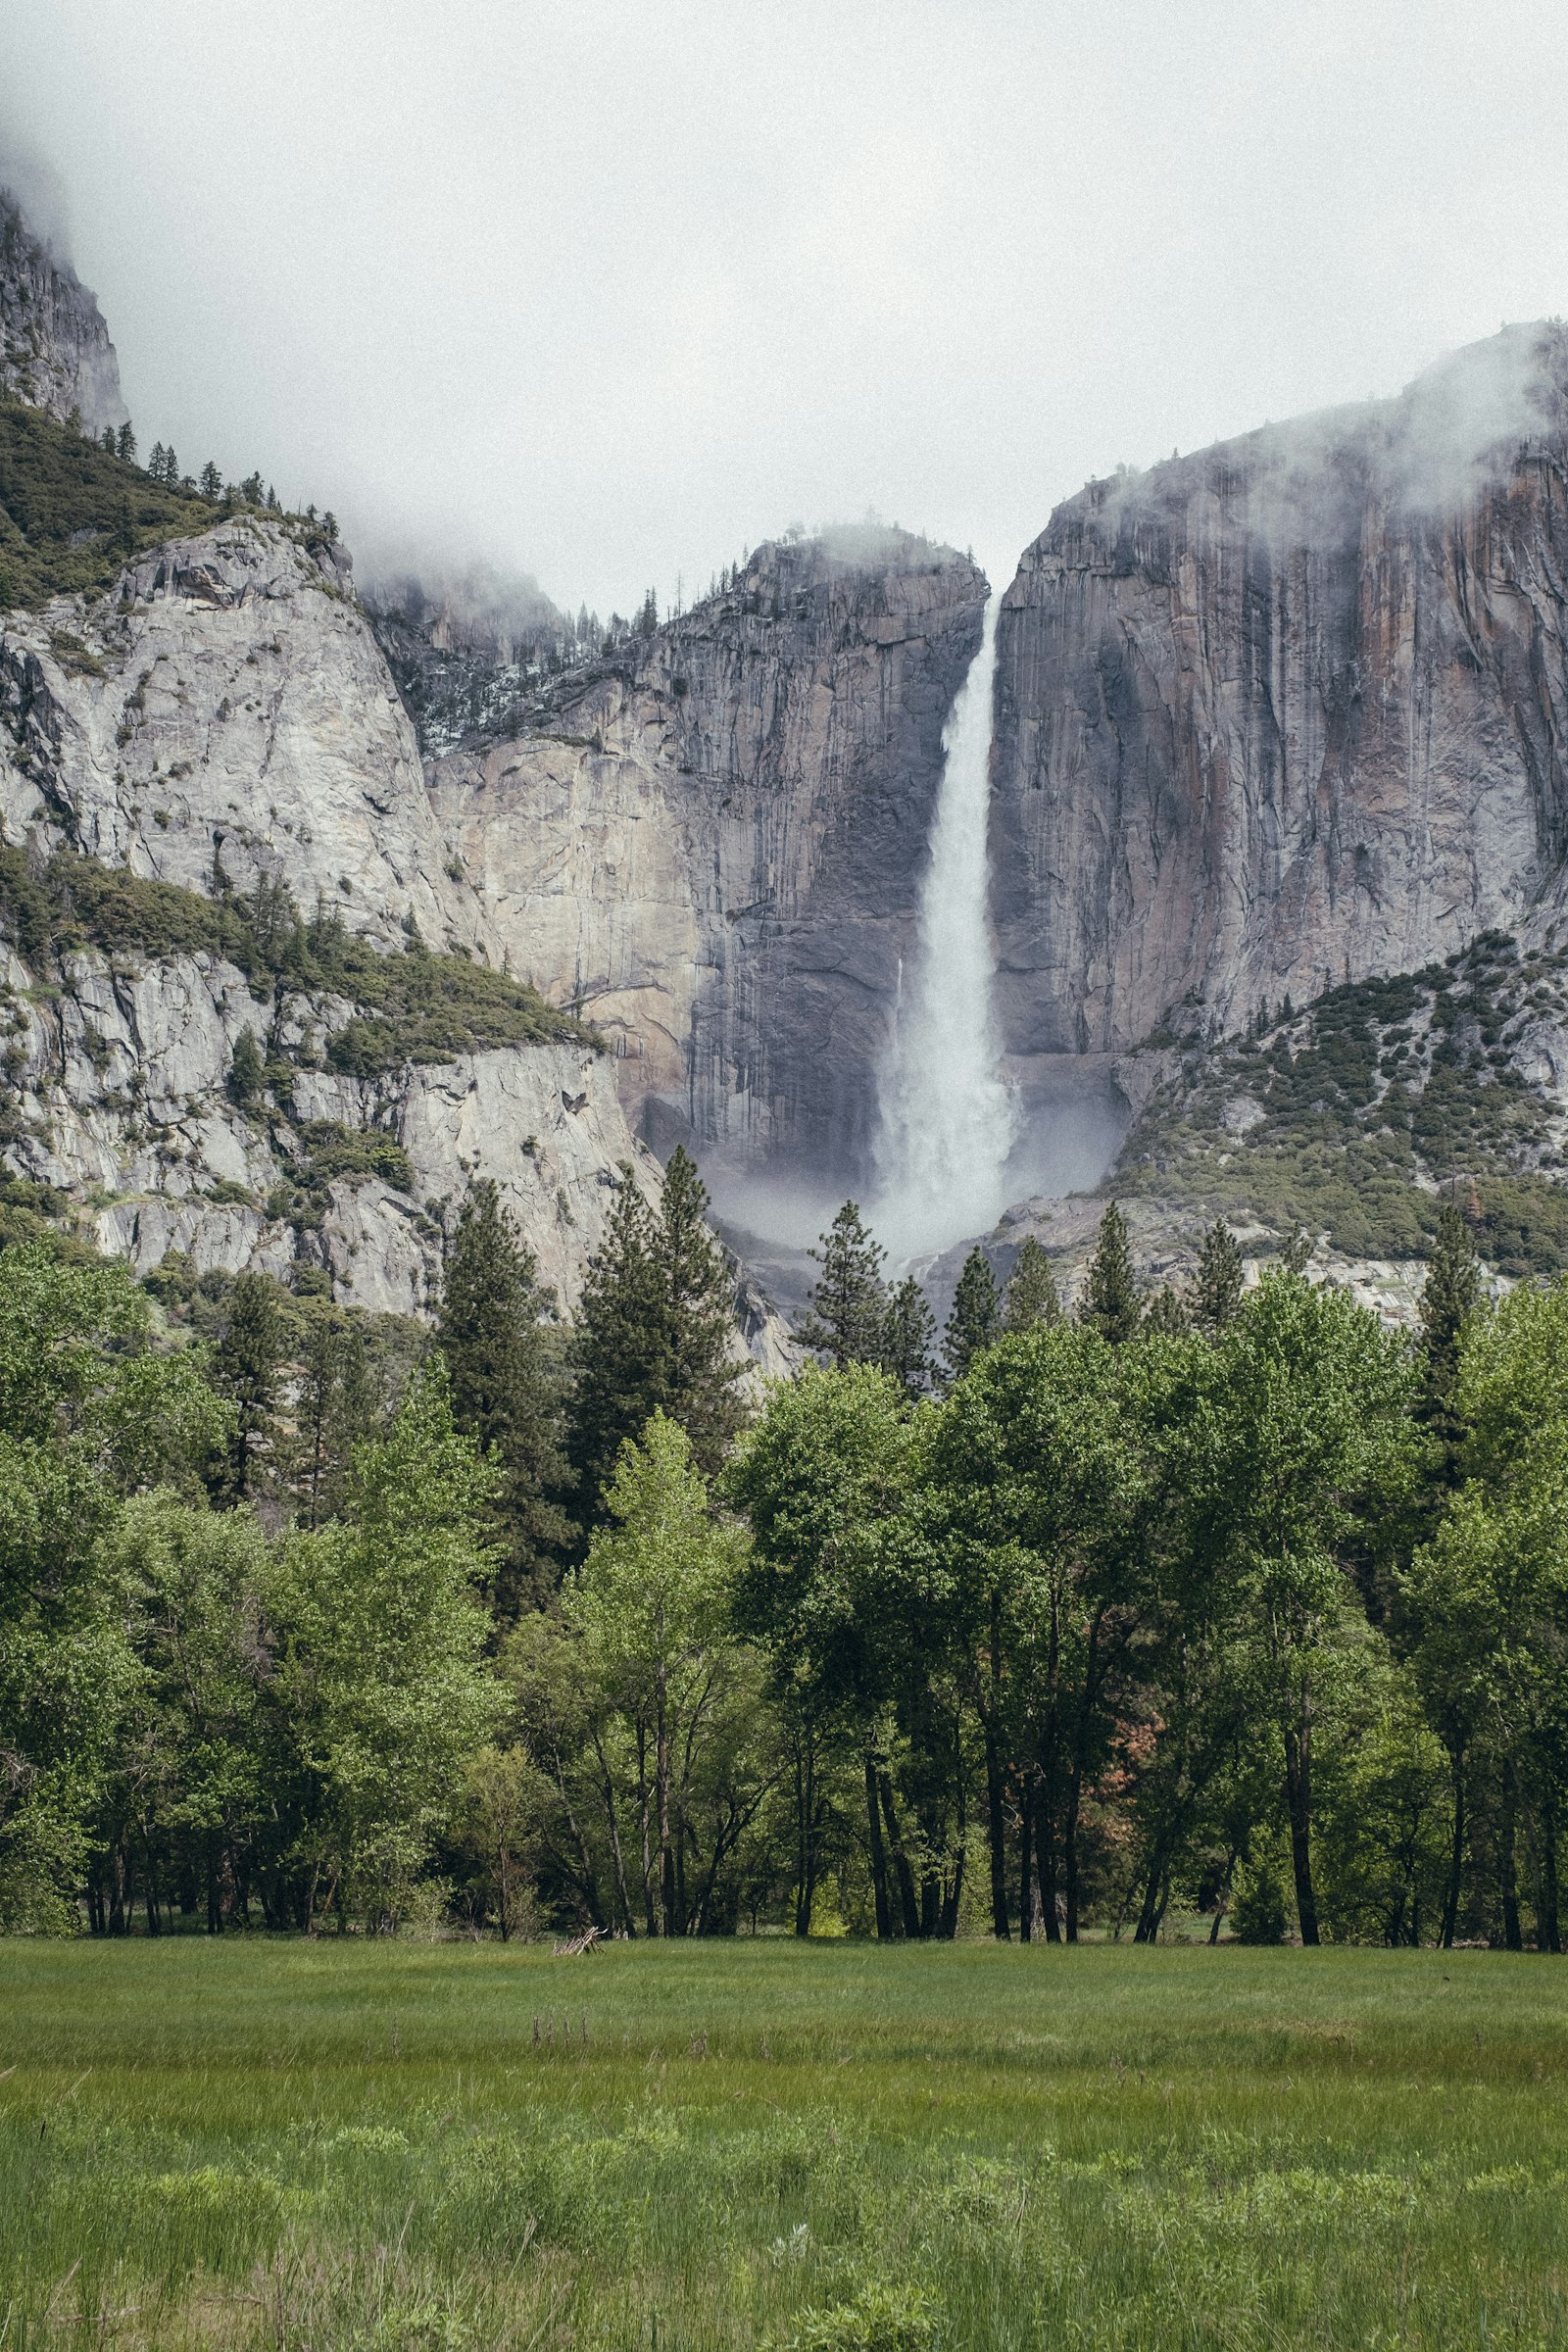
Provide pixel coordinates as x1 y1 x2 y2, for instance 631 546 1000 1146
2 1940 1565 2350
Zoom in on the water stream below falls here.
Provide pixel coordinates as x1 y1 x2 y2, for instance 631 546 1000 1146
872 595 1016 1262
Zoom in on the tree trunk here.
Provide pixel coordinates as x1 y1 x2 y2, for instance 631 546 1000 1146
983 1594 1010 1938
1063 1768 1083 1942
794 1740 815 1937
878 1768 922 1938
1499 1758 1523 1952
1282 1713 1320 1946
1018 1779 1034 1942
1441 1744 1465 1950
1033 1801 1061 1941
864 1749 892 1939
1538 1786 1561 1954
656 1657 675 1937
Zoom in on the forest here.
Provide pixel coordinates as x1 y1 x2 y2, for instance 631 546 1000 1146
3 1138 1566 1955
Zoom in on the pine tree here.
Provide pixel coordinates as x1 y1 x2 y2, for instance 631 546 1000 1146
1142 1284 1190 1335
211 1272 284 1504
1279 1221 1313 1275
1003 1235 1060 1332
436 1178 571 1611
944 1248 1002 1382
100 426 116 455
567 1149 745 1515
880 1276 936 1399
226 1028 265 1106
148 440 166 479
635 587 659 639
797 1200 886 1369
199 460 222 500
163 446 179 485
117 422 135 463
1080 1203 1140 1344
294 1310 377 1529
1192 1219 1245 1337
1417 1200 1483 1480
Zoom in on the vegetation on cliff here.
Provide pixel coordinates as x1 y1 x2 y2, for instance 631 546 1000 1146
1123 930 1568 1274
0 848 592 1070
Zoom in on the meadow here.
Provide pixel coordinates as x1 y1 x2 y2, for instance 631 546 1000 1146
2 1941 1565 2351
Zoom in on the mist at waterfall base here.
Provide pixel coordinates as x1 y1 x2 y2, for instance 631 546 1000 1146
704 594 1124 1308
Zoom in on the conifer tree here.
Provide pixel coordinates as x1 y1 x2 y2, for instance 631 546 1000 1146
798 1200 886 1369
294 1310 377 1529
1417 1200 1483 1481
199 460 222 500
163 446 179 485
880 1275 936 1400
436 1178 572 1611
226 1028 265 1106
1192 1219 1245 1337
1142 1284 1190 1335
117 422 135 463
211 1272 284 1504
100 426 116 455
944 1248 1002 1383
1003 1235 1060 1332
148 440 166 478
1080 1202 1140 1344
567 1149 745 1515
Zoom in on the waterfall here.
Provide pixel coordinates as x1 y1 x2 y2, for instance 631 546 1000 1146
872 595 1015 1261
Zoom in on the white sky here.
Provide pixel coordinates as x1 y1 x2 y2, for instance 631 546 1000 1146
7 0 1568 617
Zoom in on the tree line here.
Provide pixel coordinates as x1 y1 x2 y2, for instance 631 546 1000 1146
3 1155 1566 1948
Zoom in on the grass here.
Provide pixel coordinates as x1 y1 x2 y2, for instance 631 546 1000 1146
2 1940 1565 2350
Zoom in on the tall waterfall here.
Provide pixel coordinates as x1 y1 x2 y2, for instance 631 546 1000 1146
872 595 1015 1260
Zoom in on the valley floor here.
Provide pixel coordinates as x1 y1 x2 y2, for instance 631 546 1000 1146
1 1939 1564 2349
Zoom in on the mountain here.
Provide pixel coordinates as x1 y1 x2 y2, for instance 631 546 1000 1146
425 529 987 1187
363 557 571 758
991 324 1568 1299
993 324 1568 1061
0 188 126 434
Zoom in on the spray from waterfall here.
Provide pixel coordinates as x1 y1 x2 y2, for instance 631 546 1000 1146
872 595 1015 1261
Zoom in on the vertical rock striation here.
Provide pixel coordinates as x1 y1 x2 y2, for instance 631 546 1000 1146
0 189 126 434
992 324 1568 1057
427 529 987 1182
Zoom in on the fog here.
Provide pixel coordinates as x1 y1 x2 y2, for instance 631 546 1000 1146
8 0 1568 613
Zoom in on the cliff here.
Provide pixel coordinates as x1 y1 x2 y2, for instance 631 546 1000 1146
1 518 486 953
427 530 988 1185
0 514 677 1324
993 323 1568 1059
0 190 126 434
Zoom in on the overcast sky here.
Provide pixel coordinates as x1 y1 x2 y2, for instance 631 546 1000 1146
7 0 1568 617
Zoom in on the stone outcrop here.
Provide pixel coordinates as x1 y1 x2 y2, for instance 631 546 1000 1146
427 530 987 1184
1 520 487 953
993 323 1568 1059
0 189 126 433
0 932 657 1321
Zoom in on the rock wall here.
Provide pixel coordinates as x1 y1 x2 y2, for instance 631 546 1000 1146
0 924 673 1323
992 324 1568 1056
1 520 487 954
427 530 987 1182
0 189 126 434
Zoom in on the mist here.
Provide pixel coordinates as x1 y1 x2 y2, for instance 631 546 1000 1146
8 0 1568 615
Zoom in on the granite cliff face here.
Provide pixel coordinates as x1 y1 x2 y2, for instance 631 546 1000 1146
0 190 126 434
1 520 485 954
0 930 646 1319
0 514 686 1326
426 531 987 1184
992 325 1568 1060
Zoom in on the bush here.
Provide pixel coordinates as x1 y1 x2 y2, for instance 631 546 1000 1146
1231 1837 1291 1945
